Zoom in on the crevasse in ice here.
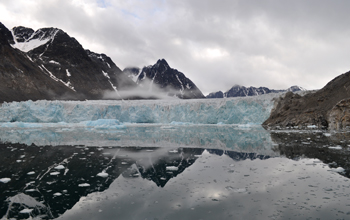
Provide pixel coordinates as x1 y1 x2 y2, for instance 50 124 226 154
0 94 277 125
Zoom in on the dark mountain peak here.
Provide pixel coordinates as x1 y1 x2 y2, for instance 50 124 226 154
155 59 169 67
0 22 14 45
286 85 306 92
135 59 205 99
207 91 224 98
12 26 34 43
31 27 62 41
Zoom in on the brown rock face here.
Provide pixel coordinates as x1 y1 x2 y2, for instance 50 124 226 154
263 71 350 130
328 98 350 130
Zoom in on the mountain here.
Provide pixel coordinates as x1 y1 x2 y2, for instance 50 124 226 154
10 25 137 100
0 22 140 102
0 23 78 102
263 71 350 130
206 85 305 98
1 22 204 101
123 59 205 99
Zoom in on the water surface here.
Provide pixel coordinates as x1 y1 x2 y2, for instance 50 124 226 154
0 125 350 219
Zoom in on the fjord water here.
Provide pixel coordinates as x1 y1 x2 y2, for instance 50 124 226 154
0 97 350 219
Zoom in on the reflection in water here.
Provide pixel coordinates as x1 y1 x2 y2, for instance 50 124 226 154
0 125 274 153
0 144 271 219
271 131 350 178
0 128 350 219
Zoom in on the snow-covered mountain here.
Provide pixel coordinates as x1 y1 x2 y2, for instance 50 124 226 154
123 59 205 99
10 25 136 100
207 85 306 98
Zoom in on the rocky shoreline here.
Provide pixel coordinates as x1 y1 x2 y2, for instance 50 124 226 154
263 71 350 130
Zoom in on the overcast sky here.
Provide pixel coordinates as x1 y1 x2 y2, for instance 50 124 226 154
1 0 350 95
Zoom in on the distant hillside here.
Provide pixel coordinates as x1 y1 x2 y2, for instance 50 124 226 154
207 85 305 98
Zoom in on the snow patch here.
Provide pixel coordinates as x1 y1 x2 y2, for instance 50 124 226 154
12 38 50 52
49 60 60 65
66 69 71 77
102 70 110 79
41 65 75 91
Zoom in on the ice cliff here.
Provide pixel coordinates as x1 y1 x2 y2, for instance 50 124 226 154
0 94 277 125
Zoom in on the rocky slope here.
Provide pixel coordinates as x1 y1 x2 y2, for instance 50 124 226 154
263 71 350 130
207 85 305 98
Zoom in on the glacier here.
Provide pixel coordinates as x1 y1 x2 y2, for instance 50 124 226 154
0 94 277 125
0 94 279 151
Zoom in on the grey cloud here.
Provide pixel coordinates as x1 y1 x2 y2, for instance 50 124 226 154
2 0 350 94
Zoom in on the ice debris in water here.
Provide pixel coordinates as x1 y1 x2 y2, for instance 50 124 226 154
0 95 275 125
166 166 179 171
0 178 11 183
54 165 65 170
19 209 33 214
53 192 62 196
330 167 345 173
50 172 60 175
97 172 109 178
78 183 90 187
328 146 342 150
27 171 35 175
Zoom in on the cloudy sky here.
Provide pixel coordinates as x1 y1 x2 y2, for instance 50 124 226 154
1 0 350 95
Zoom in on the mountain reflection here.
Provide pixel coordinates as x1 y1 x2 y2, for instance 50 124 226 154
0 143 271 219
270 131 350 178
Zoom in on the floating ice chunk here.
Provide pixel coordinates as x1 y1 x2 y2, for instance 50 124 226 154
97 172 109 178
330 167 345 173
0 178 11 183
54 165 65 170
166 166 179 171
53 192 62 196
328 146 342 150
25 189 36 192
50 172 60 175
27 171 35 175
78 183 90 187
19 208 33 214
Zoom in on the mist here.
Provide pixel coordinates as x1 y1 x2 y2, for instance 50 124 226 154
103 77 182 100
